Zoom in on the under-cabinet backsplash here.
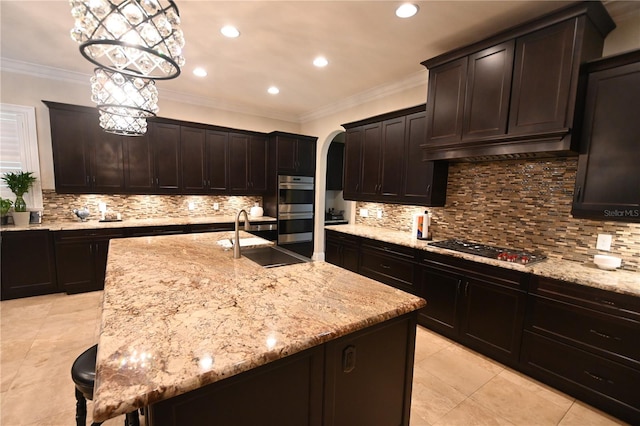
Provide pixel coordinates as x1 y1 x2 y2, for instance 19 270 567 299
42 191 261 223
356 157 640 272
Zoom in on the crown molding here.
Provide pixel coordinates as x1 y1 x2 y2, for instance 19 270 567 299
0 57 90 85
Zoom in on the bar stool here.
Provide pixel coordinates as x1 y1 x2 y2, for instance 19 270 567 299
71 344 140 426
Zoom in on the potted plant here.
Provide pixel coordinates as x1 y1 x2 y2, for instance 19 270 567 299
1 171 37 227
0 197 13 225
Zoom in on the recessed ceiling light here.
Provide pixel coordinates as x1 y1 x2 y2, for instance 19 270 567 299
396 3 419 18
193 67 207 77
268 86 280 95
221 25 240 38
313 56 329 68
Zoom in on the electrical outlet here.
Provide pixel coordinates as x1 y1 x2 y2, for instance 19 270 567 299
596 234 612 251
213 203 219 210
359 208 368 218
188 202 195 211
98 202 107 213
377 210 383 219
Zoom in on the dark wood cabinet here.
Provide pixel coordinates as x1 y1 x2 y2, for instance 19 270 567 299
522 276 640 423
151 122 181 192
421 2 614 161
326 142 344 191
572 50 640 222
54 229 124 294
124 132 155 193
360 239 416 294
343 105 448 205
417 253 527 366
271 133 317 177
207 130 229 192
1 230 58 300
180 126 207 193
228 133 268 194
325 230 360 273
47 102 125 193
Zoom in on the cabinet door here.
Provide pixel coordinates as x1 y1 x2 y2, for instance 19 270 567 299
509 20 576 135
572 59 640 221
425 57 467 145
152 122 181 192
402 112 448 206
90 124 125 192
1 231 58 300
228 133 249 191
248 135 267 192
55 241 95 294
463 41 514 140
459 277 526 364
360 123 382 197
380 117 405 197
326 142 344 190
124 132 154 193
207 130 229 192
93 239 111 291
181 126 207 193
296 138 316 176
276 135 298 174
49 108 92 193
342 243 360 273
325 235 342 267
343 127 363 199
417 263 461 336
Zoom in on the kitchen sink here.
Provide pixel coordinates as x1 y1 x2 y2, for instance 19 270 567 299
241 246 309 268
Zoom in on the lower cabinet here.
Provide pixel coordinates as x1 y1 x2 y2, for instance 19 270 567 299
417 252 528 367
360 239 416 294
522 276 640 423
146 313 418 426
1 230 58 300
325 230 360 273
53 229 124 294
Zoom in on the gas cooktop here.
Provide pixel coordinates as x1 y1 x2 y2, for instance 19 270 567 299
429 239 546 266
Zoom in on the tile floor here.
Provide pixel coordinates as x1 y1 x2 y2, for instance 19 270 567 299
0 291 628 426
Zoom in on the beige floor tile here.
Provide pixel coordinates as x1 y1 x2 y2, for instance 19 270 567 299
498 368 574 412
411 368 467 425
558 401 628 426
434 398 515 426
414 326 453 362
469 373 569 425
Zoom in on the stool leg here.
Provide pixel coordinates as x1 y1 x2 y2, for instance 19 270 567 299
75 387 87 426
125 411 140 426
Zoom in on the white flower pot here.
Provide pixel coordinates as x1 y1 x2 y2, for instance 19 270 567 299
12 211 30 227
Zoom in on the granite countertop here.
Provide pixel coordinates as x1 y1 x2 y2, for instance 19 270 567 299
0 215 277 232
92 231 425 422
325 224 640 298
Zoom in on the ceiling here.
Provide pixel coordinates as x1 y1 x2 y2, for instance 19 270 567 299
0 1 637 123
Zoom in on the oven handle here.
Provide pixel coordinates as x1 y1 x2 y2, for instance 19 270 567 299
279 183 315 191
279 212 314 220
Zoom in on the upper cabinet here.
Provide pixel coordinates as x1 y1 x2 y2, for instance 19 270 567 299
421 2 615 161
228 133 268 194
269 132 317 177
343 105 448 206
571 50 640 223
326 142 345 191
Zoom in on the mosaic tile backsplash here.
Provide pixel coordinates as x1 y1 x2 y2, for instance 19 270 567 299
356 157 640 272
42 191 262 223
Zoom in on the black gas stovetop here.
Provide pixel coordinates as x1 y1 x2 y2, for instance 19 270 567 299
429 239 546 266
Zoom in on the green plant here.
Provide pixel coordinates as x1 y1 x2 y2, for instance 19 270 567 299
2 171 37 212
0 198 12 216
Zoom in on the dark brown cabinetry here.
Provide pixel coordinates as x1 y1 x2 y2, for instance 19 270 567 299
421 2 614 161
360 239 416 294
181 127 229 194
1 230 58 300
326 142 344 191
325 230 360 273
417 252 528 367
343 105 448 206
270 133 316 177
151 122 181 192
47 102 125 193
53 229 124 294
571 50 640 223
123 131 155 193
228 133 268 194
522 277 640 423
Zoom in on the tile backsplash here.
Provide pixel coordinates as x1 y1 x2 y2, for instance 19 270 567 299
42 190 261 222
356 157 640 272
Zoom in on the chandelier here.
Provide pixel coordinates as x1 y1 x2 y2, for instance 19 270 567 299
70 0 185 80
98 110 148 136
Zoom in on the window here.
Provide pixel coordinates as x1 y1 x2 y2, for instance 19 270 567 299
0 104 43 209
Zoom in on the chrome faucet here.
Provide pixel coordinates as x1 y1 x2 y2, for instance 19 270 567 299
233 209 251 259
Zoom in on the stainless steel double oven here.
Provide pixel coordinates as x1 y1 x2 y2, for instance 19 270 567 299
277 175 314 246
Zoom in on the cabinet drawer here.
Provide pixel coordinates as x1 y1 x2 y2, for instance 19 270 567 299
522 331 640 421
125 225 188 237
360 248 415 292
361 238 415 260
54 228 124 242
527 295 640 368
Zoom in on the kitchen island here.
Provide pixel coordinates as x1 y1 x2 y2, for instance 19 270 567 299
92 231 425 425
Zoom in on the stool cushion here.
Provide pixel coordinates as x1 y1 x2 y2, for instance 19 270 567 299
71 344 98 400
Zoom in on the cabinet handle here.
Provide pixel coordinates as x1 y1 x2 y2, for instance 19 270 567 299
584 370 613 385
575 186 582 201
155 177 159 185
342 345 356 373
92 176 96 184
355 183 359 192
456 279 462 294
86 176 90 184
380 264 391 270
426 184 431 194
589 329 621 341
464 281 469 297
594 297 616 307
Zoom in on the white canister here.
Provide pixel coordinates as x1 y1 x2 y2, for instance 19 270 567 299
250 203 264 217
